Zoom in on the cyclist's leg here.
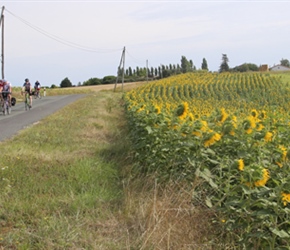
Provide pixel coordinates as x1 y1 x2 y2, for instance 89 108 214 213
8 93 11 106
0 88 3 110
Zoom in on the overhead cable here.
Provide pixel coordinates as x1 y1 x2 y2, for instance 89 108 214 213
5 8 122 53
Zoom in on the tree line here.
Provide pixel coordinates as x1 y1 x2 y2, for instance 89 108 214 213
59 55 290 88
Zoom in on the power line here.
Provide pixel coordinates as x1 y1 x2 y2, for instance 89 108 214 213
5 8 122 53
126 49 146 65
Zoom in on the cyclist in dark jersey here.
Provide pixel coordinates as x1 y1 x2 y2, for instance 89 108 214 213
34 80 41 99
22 78 33 108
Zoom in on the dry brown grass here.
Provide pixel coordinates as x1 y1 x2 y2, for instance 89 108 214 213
66 81 145 92
121 175 217 250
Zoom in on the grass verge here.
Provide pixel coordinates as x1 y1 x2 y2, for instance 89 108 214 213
0 90 131 249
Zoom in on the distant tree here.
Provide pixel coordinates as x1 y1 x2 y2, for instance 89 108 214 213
201 58 208 71
102 75 116 84
128 67 133 76
173 64 176 74
181 56 191 73
83 77 102 86
247 63 259 71
60 77 72 88
280 58 290 67
51 84 57 88
154 67 158 77
189 59 194 70
150 67 154 77
117 66 124 77
176 64 181 74
232 63 259 72
219 54 230 73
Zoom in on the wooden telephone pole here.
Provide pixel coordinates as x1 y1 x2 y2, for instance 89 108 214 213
0 6 4 79
114 46 125 92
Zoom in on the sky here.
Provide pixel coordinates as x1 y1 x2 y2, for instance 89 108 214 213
0 0 289 87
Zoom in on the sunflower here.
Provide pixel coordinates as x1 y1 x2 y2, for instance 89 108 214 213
204 132 222 147
264 132 273 142
251 109 258 118
281 192 290 206
254 168 270 187
176 102 189 120
238 159 244 171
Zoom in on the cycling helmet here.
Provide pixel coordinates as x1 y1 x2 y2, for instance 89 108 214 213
25 78 29 82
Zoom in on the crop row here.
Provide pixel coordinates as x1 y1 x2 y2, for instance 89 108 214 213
123 72 290 248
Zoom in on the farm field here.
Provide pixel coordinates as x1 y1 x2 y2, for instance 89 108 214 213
123 71 290 249
1 72 290 249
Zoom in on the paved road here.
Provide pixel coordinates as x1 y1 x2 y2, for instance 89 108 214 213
0 94 86 142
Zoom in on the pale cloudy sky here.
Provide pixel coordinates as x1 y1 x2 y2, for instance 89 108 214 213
1 0 290 87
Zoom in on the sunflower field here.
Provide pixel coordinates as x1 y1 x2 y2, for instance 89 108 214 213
123 72 290 249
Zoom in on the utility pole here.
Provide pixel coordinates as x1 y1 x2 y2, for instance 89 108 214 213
114 46 125 92
0 6 4 79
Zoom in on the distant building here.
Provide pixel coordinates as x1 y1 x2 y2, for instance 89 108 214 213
269 65 290 71
259 64 269 72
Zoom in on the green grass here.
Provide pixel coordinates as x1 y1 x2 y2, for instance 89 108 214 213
0 90 132 249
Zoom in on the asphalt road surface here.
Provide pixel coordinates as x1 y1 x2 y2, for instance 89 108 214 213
0 94 86 142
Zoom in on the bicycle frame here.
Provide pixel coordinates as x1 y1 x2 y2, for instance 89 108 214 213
24 91 31 111
34 88 41 99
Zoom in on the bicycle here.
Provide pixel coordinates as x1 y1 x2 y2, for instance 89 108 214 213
1 91 11 115
24 91 31 111
34 88 41 99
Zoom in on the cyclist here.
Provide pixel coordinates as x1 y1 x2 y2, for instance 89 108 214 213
1 80 12 106
0 79 3 107
34 80 41 98
22 78 32 108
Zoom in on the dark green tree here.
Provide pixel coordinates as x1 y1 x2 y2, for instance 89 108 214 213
201 58 208 71
280 58 290 67
219 54 230 73
128 67 133 76
60 77 72 88
181 56 191 73
150 67 154 77
154 68 158 77
232 63 259 72
83 77 102 86
189 59 194 70
102 75 116 84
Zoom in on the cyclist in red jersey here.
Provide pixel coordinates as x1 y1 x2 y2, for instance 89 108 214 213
2 80 12 106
